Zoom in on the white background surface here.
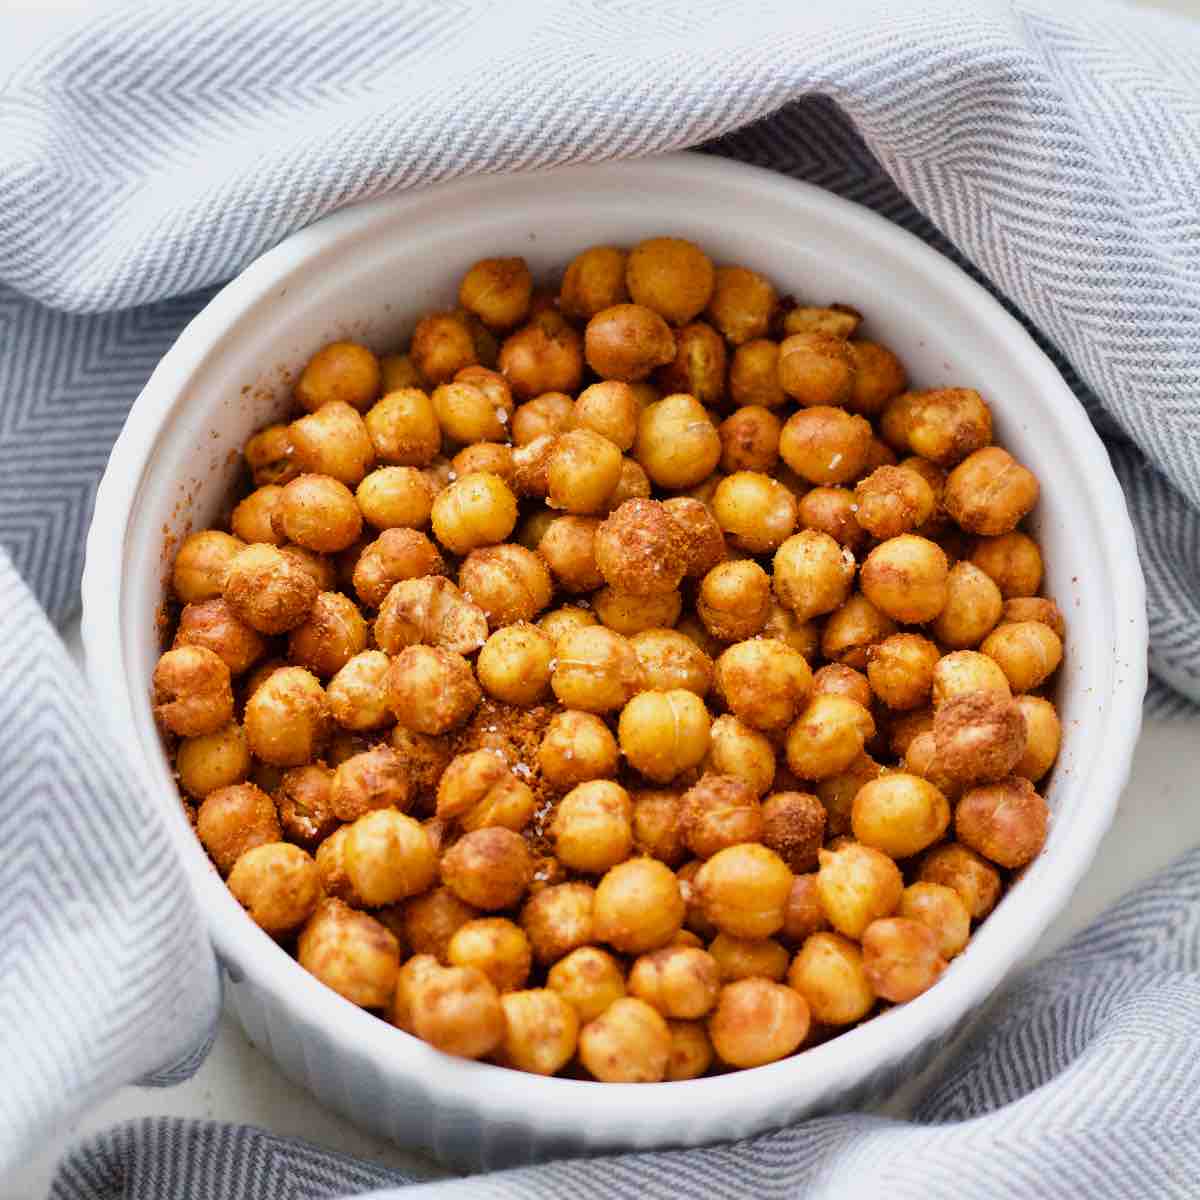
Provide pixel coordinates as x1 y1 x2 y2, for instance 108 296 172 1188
2 0 1199 1195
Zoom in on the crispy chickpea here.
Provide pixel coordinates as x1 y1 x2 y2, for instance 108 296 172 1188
374 576 487 657
411 312 478 385
228 842 321 935
245 424 298 488
945 447 1039 537
595 857 685 953
631 629 713 696
177 724 251 798
390 953 438 1031
521 881 596 964
1002 597 1065 640
846 340 907 415
543 429 623 515
626 237 714 326
934 691 1028 785
782 304 861 338
594 499 688 596
694 843 792 940
231 485 284 546
753 607 814 665
458 256 533 330
903 728 961 798
881 388 992 466
714 638 812 733
899 882 971 959
785 695 875 781
710 472 797 554
295 341 380 413
431 749 529 833
773 531 856 622
341 809 434 905
654 321 727 407
956 775 1049 868
971 532 1043 599
932 650 1012 704
459 544 552 628
862 917 947 1003
364 388 442 466
866 633 940 711
275 474 363 554
812 664 872 708
445 917 532 992
854 466 935 541
569 380 638 450
632 790 686 865
546 947 625 1025
173 530 244 603
796 487 866 553
400 886 478 961
666 1019 715 1080
729 339 786 409
676 613 725 662
578 995 671 1082
290 401 375 486
787 931 875 1025
860 534 949 624
816 841 902 938
780 873 829 945
706 265 777 345
476 623 554 707
634 393 722 489
560 245 629 322
821 593 897 669
680 774 763 859
243 666 328 766
386 645 480 734
153 645 233 737
604 456 653 513
981 621 1063 693
511 392 572 447
328 745 410 824
593 588 682 636
492 989 579 1076
707 932 789 982
429 379 511 446
813 754 883 839
709 978 809 1068
409 962 506 1059
618 689 711 784
660 496 726 579
552 626 643 713
380 353 421 392
629 946 721 1019
761 791 826 873
548 780 632 874
778 333 855 408
705 714 776 797
430 472 518 554
280 543 338 592
537 709 620 789
917 843 1001 920
451 443 514 486
538 605 597 647
584 303 676 382
498 316 584 400
932 561 1004 649
440 827 533 911
196 782 281 874
537 514 603 592
353 528 445 609
298 898 399 1008
287 591 367 678
697 560 771 641
779 406 872 485
275 763 337 847
677 859 717 940
851 773 950 859
1013 695 1062 782
355 462 437 531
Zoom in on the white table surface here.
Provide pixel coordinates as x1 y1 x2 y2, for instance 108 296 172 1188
3 0 1200 1195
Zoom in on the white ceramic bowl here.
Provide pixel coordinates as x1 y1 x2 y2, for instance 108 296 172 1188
82 153 1147 1170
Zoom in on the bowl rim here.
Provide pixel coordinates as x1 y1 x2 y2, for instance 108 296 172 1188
81 151 1147 1140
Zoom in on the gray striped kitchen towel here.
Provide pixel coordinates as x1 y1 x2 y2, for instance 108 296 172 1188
0 0 1197 1196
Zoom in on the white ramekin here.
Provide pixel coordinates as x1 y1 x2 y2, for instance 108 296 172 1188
81 153 1147 1170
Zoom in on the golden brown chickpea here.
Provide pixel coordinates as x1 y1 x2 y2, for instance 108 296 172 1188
342 809 435 905
451 443 514 486
364 388 442 466
981 621 1063 693
880 388 993 466
459 545 552 629
626 237 714 326
633 393 721 489
274 763 337 847
902 728 961 799
548 780 632 874
570 380 638 450
584 302 676 383
231 485 284 546
934 691 1028 784
821 592 898 669
312 815 358 906
705 265 777 345
1001 597 1065 641
629 629 713 697
780 873 829 945
295 341 381 413
286 591 367 679
603 457 652 514
492 989 579 1076
411 312 478 385
697 560 771 642
729 339 787 409
228 842 321 935
390 953 438 1032
654 321 726 408
815 842 902 939
779 405 873 486
717 406 781 475
631 790 686 865
445 917 532 992
298 897 400 1008
538 604 597 647
851 773 950 859
329 743 410 822
176 723 251 798
705 714 776 798
812 752 882 838
773 530 857 622
380 353 421 392
535 514 601 593
694 843 793 940
778 333 855 408
671 930 706 950
546 946 625 1025
579 995 671 1082
498 319 584 400
666 1019 715 1080
409 962 506 1060
595 857 685 953
243 666 328 766
751 609 812 667
618 689 712 784
956 775 1049 869
440 827 533 911
787 931 875 1025
680 774 763 860
544 428 623 515
932 650 1012 704
866 633 940 711
521 881 596 965
675 613 725 663
560 246 629 322
660 497 726 581
352 528 445 609
794 486 865 553
970 532 1044 599
290 401 375 486
475 623 554 707
1013 695 1061 782
431 471 517 555
945 447 1039 537
512 392 573 447
710 471 797 554
386 645 479 735
591 588 680 637
917 843 1001 920
279 543 338 593
374 575 488 657
853 466 935 541
846 340 907 415
430 379 512 446
196 782 281 874
153 645 233 737
398 886 477 961
812 663 872 708
552 625 643 714
761 791 826 874
781 304 862 339
861 917 947 1003
458 256 533 330
245 424 299 488
898 882 971 959
708 978 809 1068
537 709 620 789
713 638 813 733
677 859 718 940
173 530 245 603
629 946 721 1019
593 499 688 597
860 534 949 624
931 561 1004 649
785 695 875 781
707 932 789 983
274 474 363 555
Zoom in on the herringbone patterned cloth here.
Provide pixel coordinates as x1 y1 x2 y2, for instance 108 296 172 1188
0 0 1196 1195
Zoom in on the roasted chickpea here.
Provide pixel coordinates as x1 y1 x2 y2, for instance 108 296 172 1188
578 995 671 1082
1001 597 1064 640
705 714 776 797
595 857 685 953
821 592 898 669
778 405 872 485
327 743 409 822
537 709 620 789
552 625 643 713
584 303 676 382
457 256 533 330
944 447 1039 537
521 881 596 964
811 752 881 838
634 393 722 489
866 633 940 711
397 886 477 961
711 640 810 735
694 844 792 940
374 575 487 657
289 401 375 486
780 873 829 945
729 339 786 409
458 545 551 629
604 456 653 513
704 265 777 345
364 388 442 466
273 763 336 847
443 917 531 993
852 465 934 540
625 237 714 326
631 790 686 865
811 663 871 708
411 312 478 385
434 749 533 834
196 782 281 874
231 485 284 546
173 530 245 603
450 445 514 489
298 898 399 1008
777 332 855 408
860 534 949 624
881 388 992 466
629 946 721 1019
653 320 726 407
429 379 510 446
408 962 506 1059
386 645 480 734
1013 695 1061 781
931 561 1004 649
279 543 338 592
705 932 788 982
242 666 328 766
380 353 421 392
440 827 533 911
177 724 251 798
352 529 445 610
697 560 771 642
537 514 603 592
956 775 1049 869
153 645 233 737
491 989 578 1076
630 629 713 696
273 473 363 554
899 882 970 959
709 978 809 1068
475 623 554 706
661 1019 712 1080
846 340 907 415
676 613 725 662
547 780 631 873
677 859 717 940
917 843 1001 920
970 533 1044 601
341 809 434 905
678 774 763 859
353 466 431 530
862 917 947 1003
772 531 856 622
781 304 861 338
932 650 1012 704
785 695 875 781
794 487 864 553
295 341 380 413
591 588 679 636
660 497 726 580
228 842 321 936
815 841 903 939
933 691 1028 785
787 931 875 1025
559 246 629 322
709 471 797 554
543 428 623 515
430 471 518 554
981 620 1063 693
850 773 950 859
538 604 597 647
510 392 571 448
593 499 688 597
618 689 711 784
285 591 367 679
543 947 624 1026
761 791 826 874
567 380 638 450
244 424 299 488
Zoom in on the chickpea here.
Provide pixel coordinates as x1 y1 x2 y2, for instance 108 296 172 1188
328 744 409 823
632 790 686 865
778 332 855 408
538 604 597 647
312 824 358 906
430 750 528 833
956 775 1049 869
705 265 777 345
543 948 624 1028
442 917 531 993
781 304 861 339
245 424 299 488
697 560 771 641
510 393 570 448
899 882 971 959
861 917 947 1003
729 339 787 409
488 990 578 1078
595 857 685 953
660 497 726 580
272 473 362 554
286 591 367 679
377 576 487 658
676 613 725 662
521 881 596 964
231 484 284 545
677 858 717 940
537 514 603 592
537 709 620 789
629 946 721 1019
400 886 478 961
773 531 856 623
568 380 638 450
390 953 439 1032
584 302 675 382
227 842 321 936
380 353 421 392
411 312 478 385
785 695 875 781
634 393 721 489
705 714 776 797
552 626 643 713
547 780 630 873
694 843 792 939
604 457 653 514
592 589 681 637
631 629 713 696
679 774 763 859
294 341 381 413
476 623 554 706
430 471 518 554
450 445 513 490
279 543 338 592
811 751 880 837
439 827 532 911
917 842 1001 920
623 236 713 326
934 690 1028 785
153 645 233 738
173 530 244 603
290 401 375 486
779 406 873 485
275 763 337 847
961 555 1041 626
930 563 1003 650
618 689 711 784
780 873 829 945
177 724 251 798
353 467 430 531
932 650 1012 705
811 664 871 709
759 791 826 874
196 782 281 874
409 962 506 1060
652 321 725 408
881 388 992 466
851 465 933 541
821 593 897 669
387 645 479 734
860 534 949 624
577 995 671 1082
706 932 789 983
1001 598 1063 641
240 665 327 766
981 620 1063 693
352 529 444 609
710 471 797 554
944 448 1039 538
1013 695 1062 781
660 1019 712 1081
594 499 688 597
428 380 509 447
341 809 434 906
544 429 624 515
865 632 939 712
796 486 866 553
901 729 960 798
708 978 809 1068
787 931 875 1025
457 546 551 630
499 318 584 401
846 340 907 415
555 244 627 319
712 640 810 736
815 841 902 938
364 388 442 466
298 898 400 1008
457 256 533 330
850 773 950 859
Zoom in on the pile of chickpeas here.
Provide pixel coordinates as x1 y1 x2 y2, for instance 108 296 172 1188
155 237 1064 1082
